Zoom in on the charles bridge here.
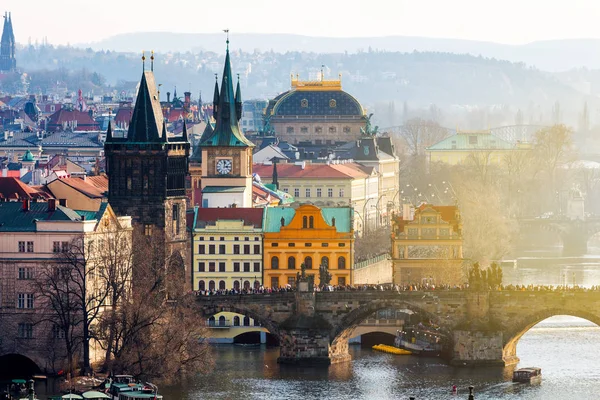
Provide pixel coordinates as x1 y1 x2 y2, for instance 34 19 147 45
518 217 600 254
196 290 600 366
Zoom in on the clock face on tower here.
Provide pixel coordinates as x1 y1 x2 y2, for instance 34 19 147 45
216 158 233 175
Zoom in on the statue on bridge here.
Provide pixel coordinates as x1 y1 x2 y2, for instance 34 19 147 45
468 262 503 291
319 259 332 288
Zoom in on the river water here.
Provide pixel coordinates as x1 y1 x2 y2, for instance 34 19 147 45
162 246 600 400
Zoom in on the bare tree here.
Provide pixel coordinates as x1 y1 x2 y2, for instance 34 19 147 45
99 229 213 383
33 236 103 375
399 118 448 156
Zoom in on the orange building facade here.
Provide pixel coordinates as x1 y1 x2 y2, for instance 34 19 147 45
263 204 354 288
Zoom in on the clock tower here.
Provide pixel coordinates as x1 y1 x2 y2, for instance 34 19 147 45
199 38 254 208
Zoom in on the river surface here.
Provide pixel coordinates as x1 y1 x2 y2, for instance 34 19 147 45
162 246 600 400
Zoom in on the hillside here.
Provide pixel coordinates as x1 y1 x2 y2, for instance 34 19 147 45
9 45 594 127
83 33 600 72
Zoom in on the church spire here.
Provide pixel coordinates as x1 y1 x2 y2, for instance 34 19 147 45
212 74 219 120
106 120 113 142
199 35 253 148
235 74 242 122
182 119 188 142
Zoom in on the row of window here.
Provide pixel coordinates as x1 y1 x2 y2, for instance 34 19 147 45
285 188 345 198
14 323 65 339
270 255 346 270
286 126 352 134
207 315 259 327
198 244 261 255
406 228 451 236
199 280 261 291
271 242 345 247
198 236 260 242
198 261 261 273
17 241 71 253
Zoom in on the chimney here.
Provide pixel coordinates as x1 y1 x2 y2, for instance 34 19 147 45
48 198 56 211
22 199 30 211
58 199 67 207
166 92 171 103
184 91 191 108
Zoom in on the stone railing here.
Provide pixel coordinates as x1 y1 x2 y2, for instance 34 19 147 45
354 254 390 270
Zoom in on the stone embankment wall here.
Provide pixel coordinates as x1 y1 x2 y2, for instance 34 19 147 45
353 255 392 284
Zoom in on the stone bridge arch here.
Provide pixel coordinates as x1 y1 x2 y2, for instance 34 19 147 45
501 308 600 364
198 302 284 341
329 298 451 350
0 353 42 378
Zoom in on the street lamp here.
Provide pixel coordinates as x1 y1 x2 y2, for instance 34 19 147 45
363 197 374 235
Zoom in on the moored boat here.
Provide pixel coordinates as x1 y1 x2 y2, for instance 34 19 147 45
512 367 542 383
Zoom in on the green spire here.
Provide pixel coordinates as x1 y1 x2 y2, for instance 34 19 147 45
199 37 253 148
235 74 242 122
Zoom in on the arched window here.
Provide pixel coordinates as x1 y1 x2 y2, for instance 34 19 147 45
288 256 296 269
254 280 260 290
218 315 226 327
244 280 250 290
198 280 205 291
219 280 226 290
233 316 240 326
254 319 260 326
321 256 329 268
234 281 240 291
338 256 346 269
271 256 279 270
209 280 216 291
305 256 313 269
243 316 250 326
208 316 215 327
309 216 314 228
303 216 308 228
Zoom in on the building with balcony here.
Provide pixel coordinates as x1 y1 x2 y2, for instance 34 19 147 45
391 203 464 285
263 204 354 288
191 208 264 292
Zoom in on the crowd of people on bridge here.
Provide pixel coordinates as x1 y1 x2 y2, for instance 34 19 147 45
192 282 600 297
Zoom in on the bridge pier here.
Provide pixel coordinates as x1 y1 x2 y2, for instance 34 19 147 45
450 330 509 366
276 290 351 365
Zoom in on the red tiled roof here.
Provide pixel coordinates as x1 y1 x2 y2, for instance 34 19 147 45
50 176 107 198
194 208 264 229
46 109 99 131
114 107 133 124
253 163 364 180
6 170 20 178
0 177 52 200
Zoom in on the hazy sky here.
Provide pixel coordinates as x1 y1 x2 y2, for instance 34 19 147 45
4 0 600 46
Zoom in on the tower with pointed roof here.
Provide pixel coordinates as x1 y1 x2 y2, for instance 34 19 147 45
104 61 191 286
199 37 255 208
0 11 16 73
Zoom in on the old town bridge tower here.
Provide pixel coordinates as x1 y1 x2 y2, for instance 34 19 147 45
104 61 190 289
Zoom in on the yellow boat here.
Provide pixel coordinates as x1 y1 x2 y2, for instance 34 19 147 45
372 344 412 355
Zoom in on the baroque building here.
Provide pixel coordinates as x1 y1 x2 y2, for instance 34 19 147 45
0 12 16 73
264 74 367 145
391 203 464 285
104 64 190 286
199 40 255 208
263 204 354 288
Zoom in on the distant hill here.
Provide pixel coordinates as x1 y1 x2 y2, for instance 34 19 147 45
11 44 597 128
81 33 600 72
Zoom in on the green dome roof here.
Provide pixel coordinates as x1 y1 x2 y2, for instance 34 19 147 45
22 150 35 162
